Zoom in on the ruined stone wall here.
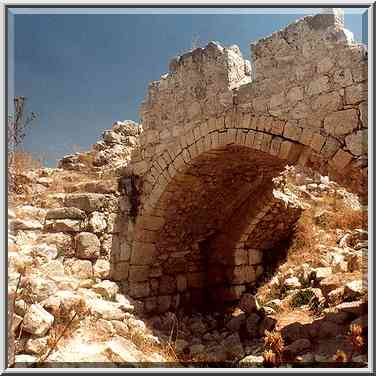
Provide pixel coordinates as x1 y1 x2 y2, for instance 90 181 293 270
122 10 368 313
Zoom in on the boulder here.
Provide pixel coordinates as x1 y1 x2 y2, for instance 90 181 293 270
10 219 43 231
75 232 100 260
115 294 135 312
284 277 302 289
65 259 93 279
104 335 145 363
46 207 86 220
239 293 258 314
25 336 48 355
93 259 111 279
281 322 308 344
54 290 83 312
40 260 65 277
226 311 246 332
96 319 115 337
64 193 110 213
32 244 59 260
44 219 82 232
313 267 332 281
111 320 129 337
258 316 277 337
21 276 57 302
92 280 119 300
86 298 125 320
23 304 54 336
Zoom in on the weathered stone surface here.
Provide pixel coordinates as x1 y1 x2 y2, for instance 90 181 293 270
226 311 246 332
45 219 82 232
65 258 93 279
104 335 145 363
86 298 125 320
25 336 48 355
88 211 107 233
239 293 258 314
64 193 110 213
345 130 367 156
284 276 302 289
93 259 111 279
324 109 358 136
23 304 54 336
92 280 119 300
46 207 86 220
75 232 100 260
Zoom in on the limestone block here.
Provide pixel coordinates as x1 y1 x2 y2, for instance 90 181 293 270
345 83 367 104
44 219 82 232
92 280 119 300
330 149 353 170
64 193 110 213
345 130 367 156
230 265 256 284
75 232 100 260
307 76 330 96
46 207 86 220
130 242 156 265
21 276 57 302
269 92 285 109
86 298 125 320
320 136 341 159
317 56 334 74
233 249 248 265
25 336 48 355
93 259 111 279
248 249 263 265
312 91 341 113
23 304 54 336
287 86 303 104
66 259 93 279
128 281 150 298
283 120 303 141
129 265 150 282
324 109 358 136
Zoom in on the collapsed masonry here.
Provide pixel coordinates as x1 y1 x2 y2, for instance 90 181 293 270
58 10 367 314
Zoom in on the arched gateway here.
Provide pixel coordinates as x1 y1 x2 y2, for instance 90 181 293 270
114 11 367 313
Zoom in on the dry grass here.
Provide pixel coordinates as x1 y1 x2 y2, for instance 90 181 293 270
262 330 284 367
333 349 348 363
349 324 365 355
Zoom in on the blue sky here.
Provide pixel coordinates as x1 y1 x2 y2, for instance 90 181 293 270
8 8 368 167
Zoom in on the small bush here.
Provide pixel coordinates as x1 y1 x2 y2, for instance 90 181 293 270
290 289 315 308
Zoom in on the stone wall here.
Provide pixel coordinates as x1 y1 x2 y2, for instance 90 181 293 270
122 10 368 313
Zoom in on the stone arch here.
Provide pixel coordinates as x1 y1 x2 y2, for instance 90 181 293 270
127 110 364 313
